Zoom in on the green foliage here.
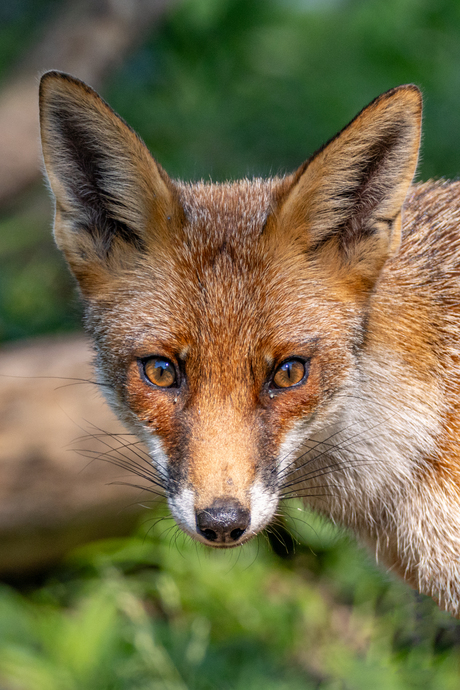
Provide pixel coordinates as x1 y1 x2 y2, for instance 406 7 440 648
0 507 459 689
0 0 64 86
107 0 460 181
0 193 79 341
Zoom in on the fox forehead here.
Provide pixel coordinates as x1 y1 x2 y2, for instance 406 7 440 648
176 178 279 242
89 178 361 361
89 202 354 376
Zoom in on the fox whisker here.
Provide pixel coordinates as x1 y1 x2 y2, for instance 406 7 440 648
72 446 165 488
281 461 377 493
73 421 170 483
280 483 346 499
278 416 390 482
108 480 164 498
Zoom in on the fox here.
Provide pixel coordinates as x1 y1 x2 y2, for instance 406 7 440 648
39 70 460 616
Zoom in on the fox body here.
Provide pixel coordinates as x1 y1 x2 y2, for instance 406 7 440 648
39 71 460 615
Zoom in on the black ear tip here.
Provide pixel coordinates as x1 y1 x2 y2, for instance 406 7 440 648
40 69 66 81
40 71 74 104
39 71 98 107
40 70 83 86
40 70 74 92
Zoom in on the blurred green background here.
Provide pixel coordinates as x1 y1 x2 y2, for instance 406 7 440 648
1 0 460 687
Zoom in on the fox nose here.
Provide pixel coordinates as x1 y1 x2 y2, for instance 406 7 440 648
196 499 250 545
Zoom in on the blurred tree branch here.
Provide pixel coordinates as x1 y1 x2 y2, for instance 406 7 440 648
0 0 177 207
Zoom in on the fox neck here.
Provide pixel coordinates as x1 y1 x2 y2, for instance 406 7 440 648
298 286 460 614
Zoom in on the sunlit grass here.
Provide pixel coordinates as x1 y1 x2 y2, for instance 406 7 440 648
0 504 458 689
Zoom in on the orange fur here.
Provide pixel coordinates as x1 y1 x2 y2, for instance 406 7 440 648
40 71 460 614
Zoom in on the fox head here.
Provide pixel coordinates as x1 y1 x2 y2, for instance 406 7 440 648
39 72 421 547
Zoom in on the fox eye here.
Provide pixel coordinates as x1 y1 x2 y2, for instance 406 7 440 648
272 359 307 389
142 357 177 388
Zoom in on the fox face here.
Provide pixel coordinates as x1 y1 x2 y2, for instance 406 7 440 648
80 180 366 546
39 72 421 548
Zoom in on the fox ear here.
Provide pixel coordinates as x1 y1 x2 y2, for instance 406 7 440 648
39 71 179 294
274 85 422 290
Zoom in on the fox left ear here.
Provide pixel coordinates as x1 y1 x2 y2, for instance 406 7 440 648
39 71 181 296
274 85 422 290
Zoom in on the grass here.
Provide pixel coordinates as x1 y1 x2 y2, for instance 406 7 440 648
0 503 459 689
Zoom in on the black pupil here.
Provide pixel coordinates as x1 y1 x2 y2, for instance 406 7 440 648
156 360 170 378
283 362 293 379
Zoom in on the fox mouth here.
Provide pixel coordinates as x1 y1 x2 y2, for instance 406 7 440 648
194 533 253 549
167 484 279 547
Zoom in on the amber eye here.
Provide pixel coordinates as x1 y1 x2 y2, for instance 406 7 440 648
272 359 307 389
143 357 177 388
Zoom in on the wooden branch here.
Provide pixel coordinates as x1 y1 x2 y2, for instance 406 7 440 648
0 335 160 575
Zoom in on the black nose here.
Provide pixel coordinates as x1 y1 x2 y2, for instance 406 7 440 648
196 499 250 545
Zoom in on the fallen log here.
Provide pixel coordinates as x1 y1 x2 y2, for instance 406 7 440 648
0 334 159 576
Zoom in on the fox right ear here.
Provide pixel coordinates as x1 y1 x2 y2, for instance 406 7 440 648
39 71 180 295
272 85 422 293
